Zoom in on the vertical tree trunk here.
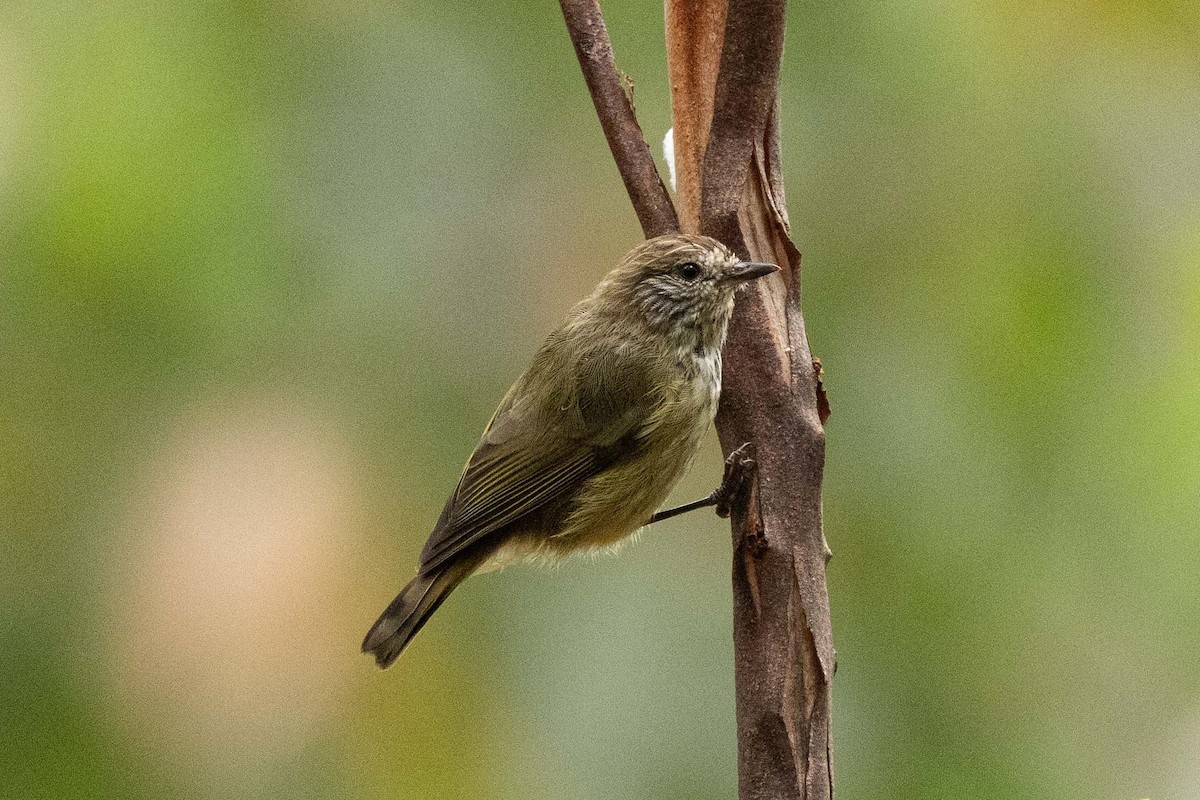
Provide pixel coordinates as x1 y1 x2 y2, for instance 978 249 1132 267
562 1 834 796
667 4 834 797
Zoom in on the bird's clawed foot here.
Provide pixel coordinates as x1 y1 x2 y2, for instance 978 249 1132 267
712 442 756 518
646 442 757 525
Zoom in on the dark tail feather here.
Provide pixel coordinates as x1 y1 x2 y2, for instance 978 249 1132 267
361 564 470 668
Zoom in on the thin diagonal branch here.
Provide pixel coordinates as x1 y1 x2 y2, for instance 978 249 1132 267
559 0 680 238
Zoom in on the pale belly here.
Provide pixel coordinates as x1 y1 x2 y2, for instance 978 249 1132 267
480 353 720 572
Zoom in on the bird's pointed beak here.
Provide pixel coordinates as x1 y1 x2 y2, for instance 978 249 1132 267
722 261 781 284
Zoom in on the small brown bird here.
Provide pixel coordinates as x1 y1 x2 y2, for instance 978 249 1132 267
362 233 777 667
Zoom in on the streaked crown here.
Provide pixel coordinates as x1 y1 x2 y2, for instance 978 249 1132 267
588 234 774 356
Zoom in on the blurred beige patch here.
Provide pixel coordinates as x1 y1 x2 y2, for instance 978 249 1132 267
107 396 361 789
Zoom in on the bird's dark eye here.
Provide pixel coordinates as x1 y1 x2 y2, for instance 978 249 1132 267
677 262 702 281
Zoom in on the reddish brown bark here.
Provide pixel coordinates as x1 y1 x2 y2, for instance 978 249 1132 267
562 2 834 797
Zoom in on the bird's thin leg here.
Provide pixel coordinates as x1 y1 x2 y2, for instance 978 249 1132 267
647 443 756 525
646 495 719 524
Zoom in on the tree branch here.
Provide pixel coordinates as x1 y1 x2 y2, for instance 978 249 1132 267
664 0 727 232
559 0 680 238
562 1 835 797
671 2 834 798
697 0 787 250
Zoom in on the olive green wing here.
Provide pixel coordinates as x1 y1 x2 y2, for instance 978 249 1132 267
417 346 662 573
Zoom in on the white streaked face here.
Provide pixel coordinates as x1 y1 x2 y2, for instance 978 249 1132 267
589 234 778 357
631 239 745 352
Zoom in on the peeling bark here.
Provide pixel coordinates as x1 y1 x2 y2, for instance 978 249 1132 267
562 1 834 796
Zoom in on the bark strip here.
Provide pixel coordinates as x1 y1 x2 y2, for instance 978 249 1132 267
670 2 834 797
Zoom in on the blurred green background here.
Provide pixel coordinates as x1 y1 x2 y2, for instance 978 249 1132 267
3 1 1198 798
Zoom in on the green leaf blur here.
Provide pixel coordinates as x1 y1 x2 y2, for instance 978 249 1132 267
2 1 1197 798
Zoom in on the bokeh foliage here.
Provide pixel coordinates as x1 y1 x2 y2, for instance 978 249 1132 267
3 1 1198 798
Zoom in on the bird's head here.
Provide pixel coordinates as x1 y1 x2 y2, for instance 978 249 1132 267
592 233 779 355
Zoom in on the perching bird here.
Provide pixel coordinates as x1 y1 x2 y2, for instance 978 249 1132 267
362 233 778 667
